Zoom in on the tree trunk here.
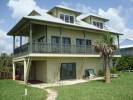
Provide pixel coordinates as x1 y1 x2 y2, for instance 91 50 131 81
105 57 111 83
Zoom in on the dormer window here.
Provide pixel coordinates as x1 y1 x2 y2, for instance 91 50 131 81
65 15 69 22
70 16 74 23
93 21 103 29
60 14 65 20
59 13 74 23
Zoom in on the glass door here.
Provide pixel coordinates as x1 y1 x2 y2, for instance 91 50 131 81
60 63 76 80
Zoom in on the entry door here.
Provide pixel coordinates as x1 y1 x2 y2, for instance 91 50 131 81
60 63 76 80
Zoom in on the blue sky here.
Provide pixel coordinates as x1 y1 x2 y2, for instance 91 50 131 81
0 0 133 53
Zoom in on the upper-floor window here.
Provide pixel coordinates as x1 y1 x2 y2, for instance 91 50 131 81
86 40 91 46
76 39 91 46
60 13 74 23
76 39 85 46
51 36 61 45
65 15 69 23
70 16 74 23
93 21 103 29
60 14 65 21
62 37 71 45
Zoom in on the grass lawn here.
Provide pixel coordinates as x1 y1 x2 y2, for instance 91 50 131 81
53 72 133 100
0 80 47 100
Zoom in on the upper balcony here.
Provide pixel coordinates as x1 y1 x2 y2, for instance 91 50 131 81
14 42 120 57
14 42 97 55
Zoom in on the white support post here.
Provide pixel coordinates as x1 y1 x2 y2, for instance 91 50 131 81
12 62 15 80
24 59 27 83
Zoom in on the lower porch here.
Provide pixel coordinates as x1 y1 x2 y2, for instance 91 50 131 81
13 56 103 84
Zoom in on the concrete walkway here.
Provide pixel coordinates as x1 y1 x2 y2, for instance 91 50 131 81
28 77 104 89
45 89 57 100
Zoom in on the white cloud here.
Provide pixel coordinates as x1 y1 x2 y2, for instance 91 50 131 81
7 0 46 19
60 1 96 14
75 3 97 14
0 19 5 24
98 7 133 41
0 29 12 54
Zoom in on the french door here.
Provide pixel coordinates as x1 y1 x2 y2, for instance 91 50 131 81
60 63 76 80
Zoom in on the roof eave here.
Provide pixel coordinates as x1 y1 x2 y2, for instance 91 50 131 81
7 17 29 36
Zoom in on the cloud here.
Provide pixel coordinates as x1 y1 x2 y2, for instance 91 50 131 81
60 1 96 14
0 19 5 24
0 29 12 54
98 7 133 41
7 0 46 19
75 3 97 14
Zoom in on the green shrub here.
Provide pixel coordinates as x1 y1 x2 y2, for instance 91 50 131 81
114 56 133 71
110 67 117 74
98 69 104 76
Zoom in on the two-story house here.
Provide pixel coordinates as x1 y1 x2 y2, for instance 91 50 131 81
7 5 122 83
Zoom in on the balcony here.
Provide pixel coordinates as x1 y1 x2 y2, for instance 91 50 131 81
14 42 120 56
14 42 99 55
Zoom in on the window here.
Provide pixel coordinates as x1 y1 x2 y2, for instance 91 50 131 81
76 39 91 46
93 21 104 29
60 14 64 21
100 23 103 29
65 15 69 22
93 21 96 26
97 22 100 28
51 36 61 45
76 39 85 46
62 37 71 45
70 16 74 23
86 40 91 46
59 13 74 23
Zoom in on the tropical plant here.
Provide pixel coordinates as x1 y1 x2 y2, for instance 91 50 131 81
0 53 12 67
94 33 117 83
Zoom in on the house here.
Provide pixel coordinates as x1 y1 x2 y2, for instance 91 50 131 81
7 5 122 83
120 39 133 56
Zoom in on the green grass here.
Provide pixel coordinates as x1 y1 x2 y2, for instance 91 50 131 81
0 80 47 100
53 72 133 100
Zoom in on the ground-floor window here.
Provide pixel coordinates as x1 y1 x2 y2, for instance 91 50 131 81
60 63 76 80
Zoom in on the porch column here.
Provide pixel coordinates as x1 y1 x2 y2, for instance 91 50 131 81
60 27 62 53
24 59 27 83
12 61 16 80
29 23 32 53
13 36 15 54
20 36 22 46
117 35 120 48
83 31 86 54
117 35 120 54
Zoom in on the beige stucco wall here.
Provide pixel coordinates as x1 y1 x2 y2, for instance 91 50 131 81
47 26 103 45
46 57 102 83
29 60 47 82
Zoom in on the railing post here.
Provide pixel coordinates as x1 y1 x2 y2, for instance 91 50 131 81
29 22 32 53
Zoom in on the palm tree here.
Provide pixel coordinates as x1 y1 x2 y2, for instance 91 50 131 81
95 33 117 83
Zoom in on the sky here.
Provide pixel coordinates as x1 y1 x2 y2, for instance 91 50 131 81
0 0 133 53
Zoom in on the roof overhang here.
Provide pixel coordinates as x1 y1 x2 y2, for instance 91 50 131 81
7 17 123 36
7 18 30 36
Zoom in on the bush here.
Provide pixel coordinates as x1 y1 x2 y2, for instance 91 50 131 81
110 67 117 74
98 69 104 76
114 56 133 71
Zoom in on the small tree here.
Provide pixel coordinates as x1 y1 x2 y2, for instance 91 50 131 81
95 33 117 83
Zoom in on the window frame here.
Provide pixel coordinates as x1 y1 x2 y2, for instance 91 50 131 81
59 13 75 23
